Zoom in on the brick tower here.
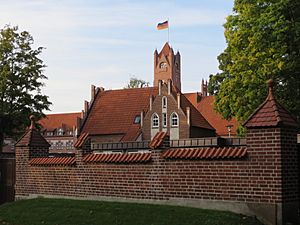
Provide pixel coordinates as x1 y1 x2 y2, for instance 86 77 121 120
153 42 181 91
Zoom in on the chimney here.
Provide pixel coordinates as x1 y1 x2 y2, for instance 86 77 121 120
84 100 89 113
149 95 153 111
140 111 144 127
186 107 190 126
158 80 162 95
91 85 96 100
167 79 172 95
177 93 181 109
76 117 82 135
201 79 208 97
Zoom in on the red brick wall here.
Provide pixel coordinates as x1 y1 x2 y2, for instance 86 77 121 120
15 126 299 225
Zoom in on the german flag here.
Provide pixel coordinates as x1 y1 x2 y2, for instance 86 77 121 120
157 20 168 30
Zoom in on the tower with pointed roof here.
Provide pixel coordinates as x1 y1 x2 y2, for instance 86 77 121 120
154 42 181 91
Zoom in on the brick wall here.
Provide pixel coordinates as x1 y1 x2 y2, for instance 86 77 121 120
15 126 299 225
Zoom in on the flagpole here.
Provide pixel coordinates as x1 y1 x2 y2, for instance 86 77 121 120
168 18 170 43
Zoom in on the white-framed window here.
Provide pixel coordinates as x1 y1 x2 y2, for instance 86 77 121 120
162 96 167 108
170 112 179 127
152 113 159 128
57 128 64 136
162 113 167 127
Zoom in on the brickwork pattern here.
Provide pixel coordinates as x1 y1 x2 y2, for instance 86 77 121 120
15 128 298 205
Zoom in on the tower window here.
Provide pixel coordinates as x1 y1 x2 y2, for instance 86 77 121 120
160 62 167 69
162 113 167 127
152 113 159 128
170 112 179 127
162 96 167 108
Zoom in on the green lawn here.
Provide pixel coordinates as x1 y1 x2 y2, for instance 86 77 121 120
0 198 263 225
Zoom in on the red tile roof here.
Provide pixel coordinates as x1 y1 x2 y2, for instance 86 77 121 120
16 127 50 147
29 157 76 166
81 87 158 140
149 131 167 149
39 112 81 130
194 95 238 136
162 147 247 160
184 92 199 107
83 152 151 163
244 80 299 128
74 132 89 148
180 94 215 131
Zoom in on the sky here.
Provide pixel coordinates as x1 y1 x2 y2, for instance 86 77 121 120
0 0 234 113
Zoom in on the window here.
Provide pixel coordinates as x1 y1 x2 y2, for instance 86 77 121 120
170 112 179 127
160 62 167 69
162 113 167 127
152 113 159 128
134 115 141 124
57 128 64 136
162 96 167 108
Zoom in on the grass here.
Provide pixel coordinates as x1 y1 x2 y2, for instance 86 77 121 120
0 198 263 225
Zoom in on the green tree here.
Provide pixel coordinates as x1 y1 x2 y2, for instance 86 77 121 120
0 26 51 151
209 0 300 131
125 77 149 88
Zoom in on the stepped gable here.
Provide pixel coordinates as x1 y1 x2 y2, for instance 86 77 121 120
170 85 214 131
81 87 158 140
244 80 299 128
16 115 50 147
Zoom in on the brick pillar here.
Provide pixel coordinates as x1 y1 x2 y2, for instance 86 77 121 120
244 80 299 225
15 115 50 199
280 127 299 225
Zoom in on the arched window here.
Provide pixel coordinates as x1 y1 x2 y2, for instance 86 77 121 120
160 62 167 69
152 113 159 128
162 96 167 108
170 112 179 127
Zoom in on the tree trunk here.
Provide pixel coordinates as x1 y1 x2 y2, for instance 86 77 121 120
0 131 3 153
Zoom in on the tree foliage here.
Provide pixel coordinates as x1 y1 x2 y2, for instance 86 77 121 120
125 77 149 89
209 0 300 130
0 26 51 149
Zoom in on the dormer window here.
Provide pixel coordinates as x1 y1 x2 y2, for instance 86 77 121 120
134 115 141 124
152 113 159 128
160 62 167 69
170 112 179 127
162 96 167 108
57 128 64 136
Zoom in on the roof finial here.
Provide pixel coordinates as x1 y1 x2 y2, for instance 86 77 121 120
29 115 36 129
267 79 274 100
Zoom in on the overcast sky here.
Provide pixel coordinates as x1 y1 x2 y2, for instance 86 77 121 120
0 0 234 113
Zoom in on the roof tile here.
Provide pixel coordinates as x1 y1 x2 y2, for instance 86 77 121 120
39 112 81 130
29 156 76 166
81 87 158 141
244 80 299 128
162 147 247 160
83 152 151 164
193 95 238 136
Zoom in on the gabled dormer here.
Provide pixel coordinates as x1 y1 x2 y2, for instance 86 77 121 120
154 42 181 91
